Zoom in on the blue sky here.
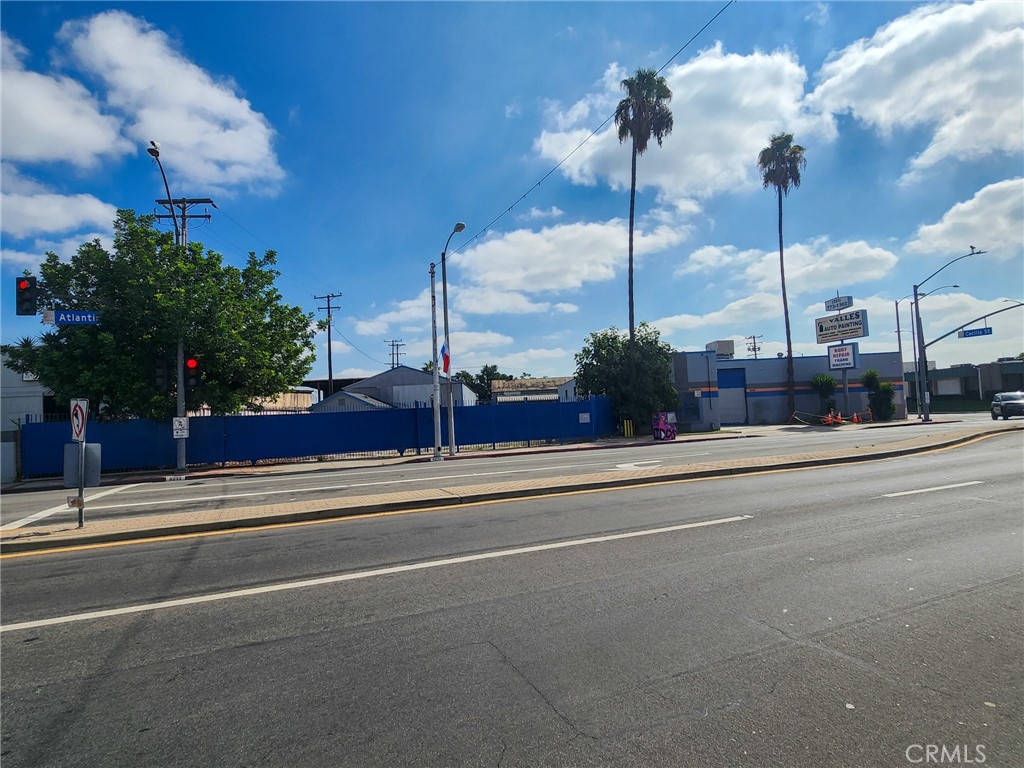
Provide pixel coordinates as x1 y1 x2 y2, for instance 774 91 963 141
2 1 1022 382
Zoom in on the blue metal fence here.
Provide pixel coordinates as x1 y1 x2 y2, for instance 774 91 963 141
19 397 613 477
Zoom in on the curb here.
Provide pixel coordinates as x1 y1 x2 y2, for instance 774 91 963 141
3 425 1018 555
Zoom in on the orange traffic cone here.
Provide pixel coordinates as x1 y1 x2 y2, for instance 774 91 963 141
836 411 843 425
822 410 834 425
852 411 861 424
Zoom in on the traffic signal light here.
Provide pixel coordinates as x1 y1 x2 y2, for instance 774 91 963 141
15 276 37 316
184 355 202 391
154 358 169 391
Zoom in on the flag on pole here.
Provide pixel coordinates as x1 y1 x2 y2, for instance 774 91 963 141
440 340 450 374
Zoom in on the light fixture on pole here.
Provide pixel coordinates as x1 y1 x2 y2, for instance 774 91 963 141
902 284 958 419
429 263 443 462
147 140 187 473
914 248 983 423
440 221 465 456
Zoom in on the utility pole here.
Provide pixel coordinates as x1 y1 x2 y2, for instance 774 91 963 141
386 339 405 369
154 196 213 473
315 292 343 397
745 334 763 359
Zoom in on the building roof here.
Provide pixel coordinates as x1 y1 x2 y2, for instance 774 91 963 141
491 376 573 393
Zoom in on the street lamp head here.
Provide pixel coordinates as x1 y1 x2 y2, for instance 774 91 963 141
453 222 466 233
147 140 160 159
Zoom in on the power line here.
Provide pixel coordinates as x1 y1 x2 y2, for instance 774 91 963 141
452 0 737 255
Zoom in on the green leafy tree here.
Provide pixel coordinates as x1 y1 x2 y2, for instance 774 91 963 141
859 368 896 421
614 68 674 344
575 322 677 431
809 373 837 415
453 364 513 404
1 210 315 420
758 132 807 416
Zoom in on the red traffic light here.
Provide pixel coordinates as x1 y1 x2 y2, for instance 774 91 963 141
185 357 199 370
17 278 29 290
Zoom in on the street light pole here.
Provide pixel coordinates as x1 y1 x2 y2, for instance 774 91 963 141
146 142 187 472
440 222 465 456
429 263 443 462
894 297 910 419
913 248 983 422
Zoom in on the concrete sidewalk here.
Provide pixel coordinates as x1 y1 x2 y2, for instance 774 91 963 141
2 421 1020 554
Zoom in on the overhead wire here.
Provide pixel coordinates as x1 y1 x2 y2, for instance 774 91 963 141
451 0 736 255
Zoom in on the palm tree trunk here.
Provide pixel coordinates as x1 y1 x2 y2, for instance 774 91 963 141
628 139 638 344
778 187 795 415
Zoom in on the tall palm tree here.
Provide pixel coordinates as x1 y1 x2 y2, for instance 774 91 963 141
614 68 673 344
758 133 806 416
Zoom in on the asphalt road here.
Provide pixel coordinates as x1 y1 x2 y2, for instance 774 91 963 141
1 434 1021 767
0 413 1011 528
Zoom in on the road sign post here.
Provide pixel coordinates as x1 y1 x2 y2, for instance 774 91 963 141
70 399 88 528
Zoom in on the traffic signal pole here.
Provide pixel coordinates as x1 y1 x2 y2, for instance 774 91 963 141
154 198 212 473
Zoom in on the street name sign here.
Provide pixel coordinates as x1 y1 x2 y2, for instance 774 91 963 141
815 310 869 344
54 310 101 325
824 295 853 312
958 327 993 338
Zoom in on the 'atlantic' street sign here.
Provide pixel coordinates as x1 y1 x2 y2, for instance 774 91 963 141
54 310 101 325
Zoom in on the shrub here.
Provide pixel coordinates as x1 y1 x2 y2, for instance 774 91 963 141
810 373 837 415
860 369 895 420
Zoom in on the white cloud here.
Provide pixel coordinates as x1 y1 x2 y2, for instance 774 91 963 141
58 10 284 194
1 249 45 269
808 1 1024 183
455 286 560 315
353 289 432 336
452 218 686 294
450 330 514 352
2 231 115 271
805 3 830 26
338 368 379 379
906 178 1024 261
518 206 565 221
677 238 898 297
654 292 781 333
504 101 522 119
489 347 574 377
0 31 132 167
0 193 117 239
743 239 899 296
675 244 763 276
534 45 836 206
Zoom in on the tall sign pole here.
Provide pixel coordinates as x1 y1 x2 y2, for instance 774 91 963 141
70 398 88 527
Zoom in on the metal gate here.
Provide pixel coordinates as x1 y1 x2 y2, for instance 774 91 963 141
717 367 748 425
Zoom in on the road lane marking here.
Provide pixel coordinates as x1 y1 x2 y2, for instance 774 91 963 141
69 456 711 512
0 485 136 530
0 514 753 632
879 481 984 498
